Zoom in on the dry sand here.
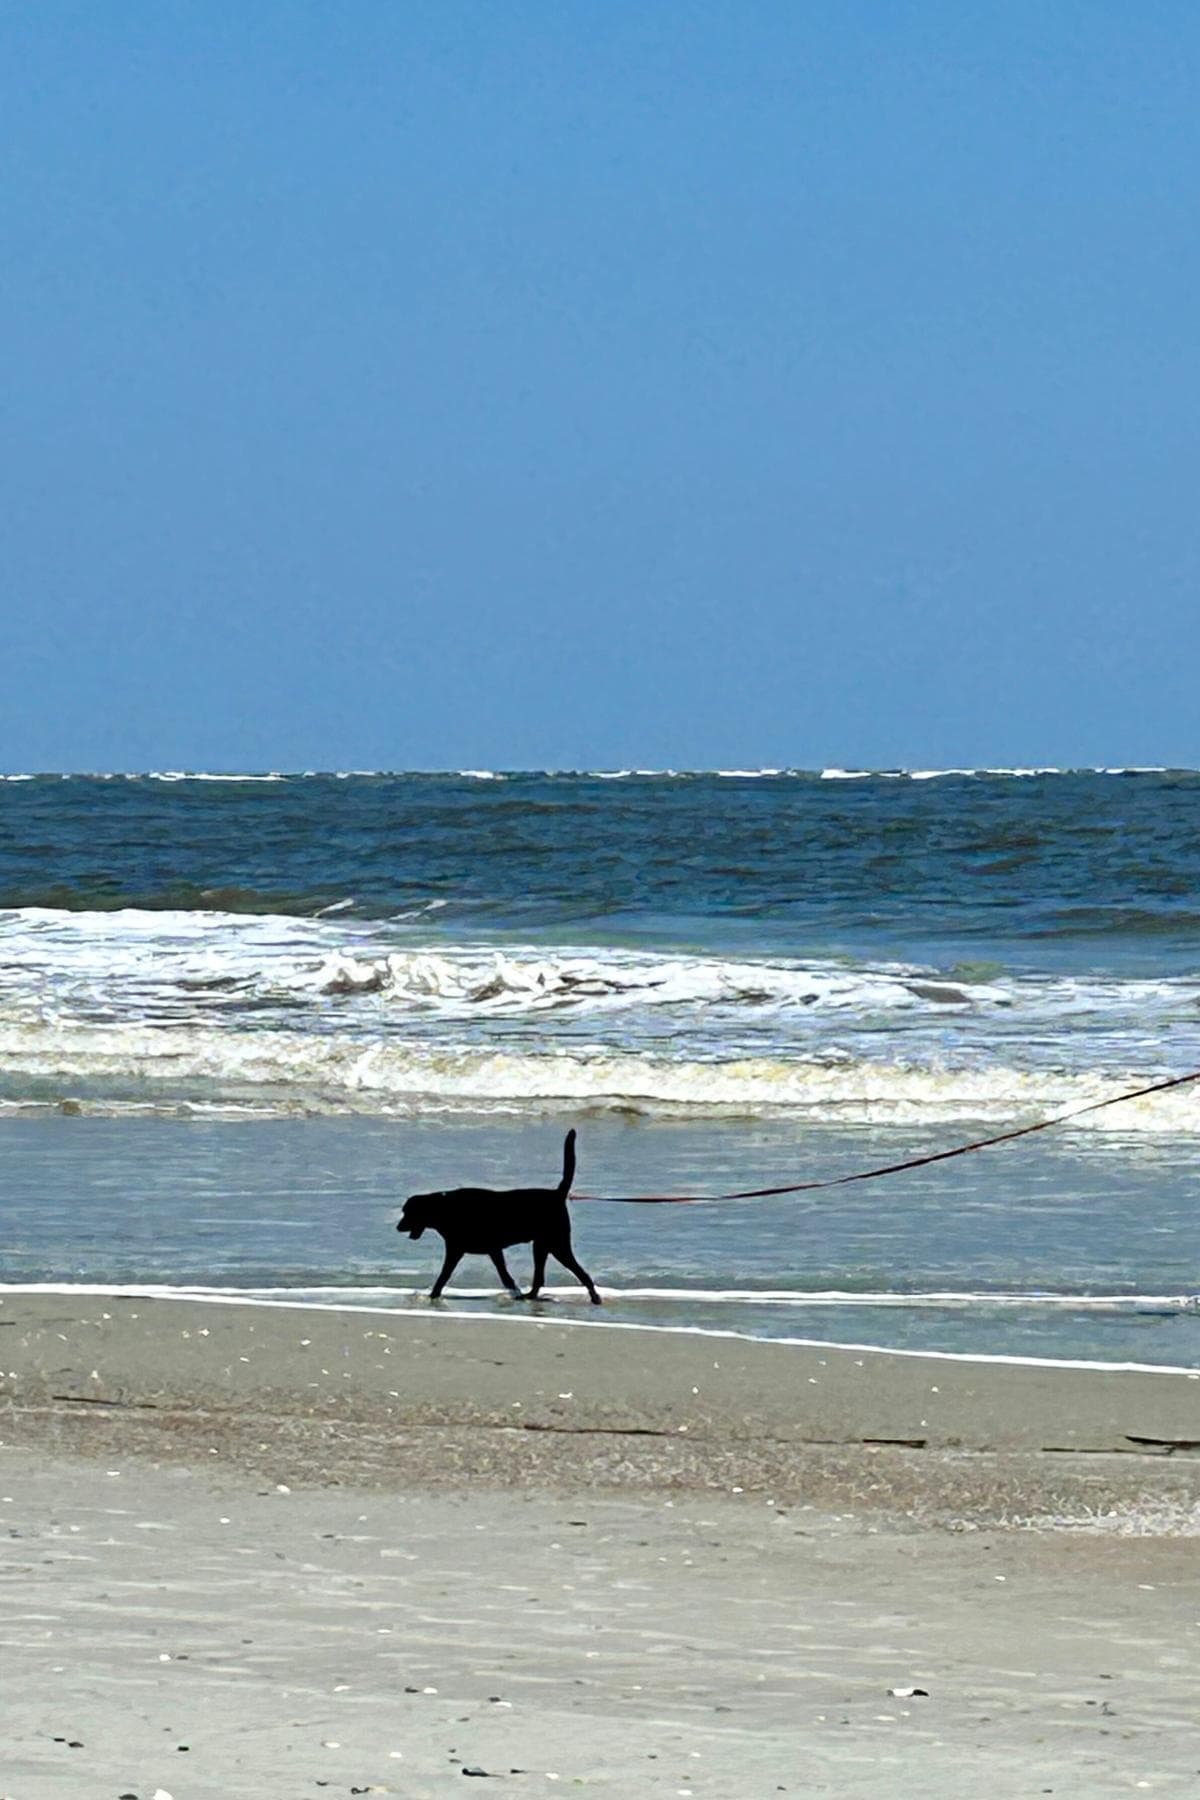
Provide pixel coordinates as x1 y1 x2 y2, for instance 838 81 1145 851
2 1292 1199 1796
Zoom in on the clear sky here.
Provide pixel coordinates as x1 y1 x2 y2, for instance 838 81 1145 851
2 4 1197 772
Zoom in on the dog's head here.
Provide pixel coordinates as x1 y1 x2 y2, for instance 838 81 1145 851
396 1190 444 1239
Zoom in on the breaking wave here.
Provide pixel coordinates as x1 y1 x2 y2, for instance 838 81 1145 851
308 943 1013 1013
6 906 1197 1030
2 907 1200 1124
1 1019 1198 1126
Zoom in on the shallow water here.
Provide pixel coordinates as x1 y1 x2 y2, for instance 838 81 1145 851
2 1114 1197 1365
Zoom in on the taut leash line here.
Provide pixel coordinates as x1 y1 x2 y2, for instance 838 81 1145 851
575 1066 1200 1205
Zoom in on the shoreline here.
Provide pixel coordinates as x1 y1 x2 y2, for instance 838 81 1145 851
4 1278 1200 1376
4 1291 1200 1528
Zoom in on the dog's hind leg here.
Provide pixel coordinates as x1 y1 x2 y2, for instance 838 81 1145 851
489 1249 522 1297
430 1245 464 1300
550 1240 602 1305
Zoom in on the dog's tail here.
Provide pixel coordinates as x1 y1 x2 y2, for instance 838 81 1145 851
557 1128 577 1199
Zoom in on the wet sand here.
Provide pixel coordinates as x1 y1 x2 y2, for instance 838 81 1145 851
4 1291 1200 1519
2 1293 1200 1795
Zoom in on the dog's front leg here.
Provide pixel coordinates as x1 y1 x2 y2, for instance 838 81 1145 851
525 1242 549 1300
489 1249 522 1297
430 1244 464 1299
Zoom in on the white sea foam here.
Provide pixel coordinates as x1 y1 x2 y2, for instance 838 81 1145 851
0 1016 1197 1125
0 765 1193 783
2 908 1198 1119
978 766 1063 777
146 770 285 783
1 906 1197 1060
1 907 1014 1014
307 943 1019 1015
823 767 1079 782
122 1283 1192 1311
821 768 905 780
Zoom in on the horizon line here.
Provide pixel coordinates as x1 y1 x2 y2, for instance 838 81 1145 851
0 764 1184 782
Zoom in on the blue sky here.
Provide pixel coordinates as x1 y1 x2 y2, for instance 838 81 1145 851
2 4 1197 771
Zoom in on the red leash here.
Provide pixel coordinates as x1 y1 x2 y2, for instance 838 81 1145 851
574 1066 1200 1204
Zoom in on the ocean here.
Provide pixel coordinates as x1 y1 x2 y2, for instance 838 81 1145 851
2 767 1198 1366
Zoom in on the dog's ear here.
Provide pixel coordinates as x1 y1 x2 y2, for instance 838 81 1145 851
398 1193 430 1239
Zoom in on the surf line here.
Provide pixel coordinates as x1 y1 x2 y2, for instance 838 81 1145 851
576 1066 1200 1205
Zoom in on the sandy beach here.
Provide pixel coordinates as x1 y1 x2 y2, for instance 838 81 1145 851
2 1294 1199 1796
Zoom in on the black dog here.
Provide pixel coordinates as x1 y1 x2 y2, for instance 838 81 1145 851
396 1128 601 1304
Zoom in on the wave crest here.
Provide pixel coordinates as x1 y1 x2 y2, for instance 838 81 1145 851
1 1020 1198 1127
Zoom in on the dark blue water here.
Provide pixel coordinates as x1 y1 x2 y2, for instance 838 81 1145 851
1 769 1198 1363
3 770 1200 972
